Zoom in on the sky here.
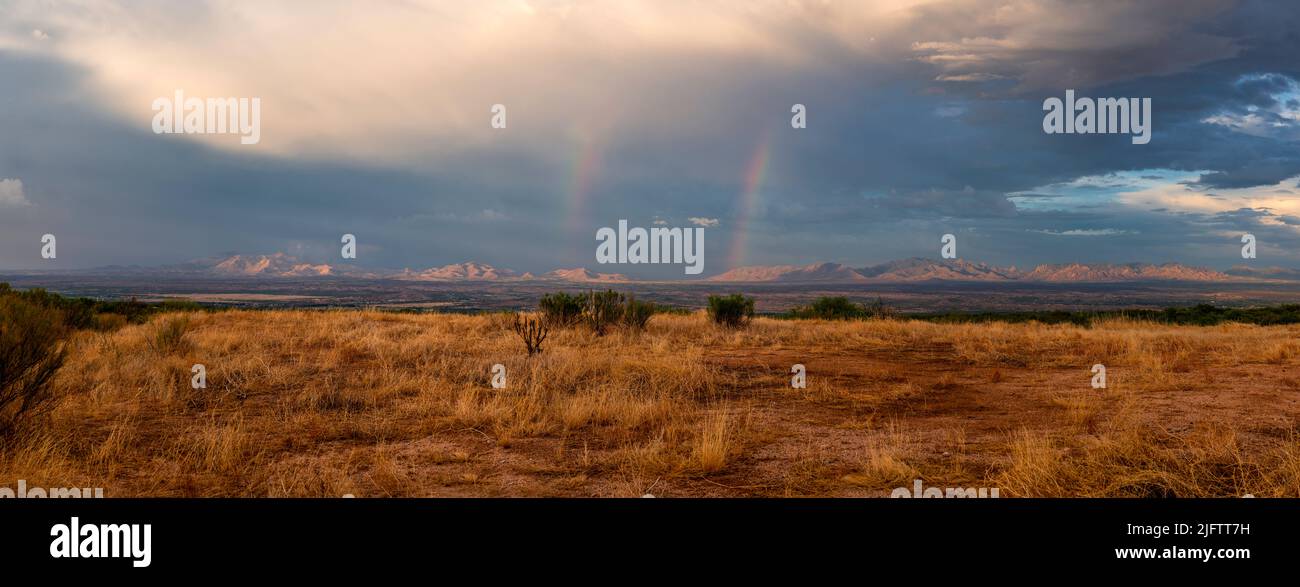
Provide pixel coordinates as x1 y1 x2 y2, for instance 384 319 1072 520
2 0 1299 278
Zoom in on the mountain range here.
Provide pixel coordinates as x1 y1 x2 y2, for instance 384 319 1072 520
708 259 1251 283
12 253 1300 283
54 254 631 283
707 259 1300 281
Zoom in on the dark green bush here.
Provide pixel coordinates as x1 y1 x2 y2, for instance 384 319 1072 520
0 295 68 441
157 299 206 314
812 296 862 319
787 296 895 320
539 292 586 327
707 294 755 328
96 297 153 324
584 290 625 335
789 296 863 320
0 284 211 330
12 288 95 329
622 294 655 331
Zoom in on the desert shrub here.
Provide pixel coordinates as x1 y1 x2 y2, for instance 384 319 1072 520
512 313 549 355
622 294 655 331
707 294 755 328
789 296 863 320
96 297 153 324
92 312 129 331
863 297 896 319
9 287 95 329
584 290 625 335
539 292 586 327
56 298 96 330
149 315 191 355
0 295 68 441
787 296 895 320
811 296 863 319
157 299 206 313
0 283 213 328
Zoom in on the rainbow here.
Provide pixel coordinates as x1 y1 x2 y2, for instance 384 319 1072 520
566 134 602 245
727 134 770 269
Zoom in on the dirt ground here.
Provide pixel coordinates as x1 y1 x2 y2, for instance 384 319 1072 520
5 311 1298 497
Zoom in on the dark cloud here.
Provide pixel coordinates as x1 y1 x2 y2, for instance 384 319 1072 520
4 1 1300 275
1197 157 1300 189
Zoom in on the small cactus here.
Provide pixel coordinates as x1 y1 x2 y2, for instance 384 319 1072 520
512 313 549 355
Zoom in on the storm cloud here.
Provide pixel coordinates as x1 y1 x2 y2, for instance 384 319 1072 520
2 0 1299 276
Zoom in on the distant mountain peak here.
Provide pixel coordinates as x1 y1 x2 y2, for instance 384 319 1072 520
856 257 1022 281
397 261 519 281
208 253 333 277
542 267 629 282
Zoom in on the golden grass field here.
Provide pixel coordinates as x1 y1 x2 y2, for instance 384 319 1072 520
3 309 1299 497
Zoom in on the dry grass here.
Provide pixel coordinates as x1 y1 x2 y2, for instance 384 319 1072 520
842 423 918 489
692 412 736 473
1 309 1298 497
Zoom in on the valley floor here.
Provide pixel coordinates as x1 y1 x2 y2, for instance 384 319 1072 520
4 310 1299 497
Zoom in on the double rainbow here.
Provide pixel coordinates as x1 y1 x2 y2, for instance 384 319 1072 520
727 134 771 269
564 129 772 272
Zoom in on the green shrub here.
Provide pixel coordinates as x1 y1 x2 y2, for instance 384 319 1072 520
539 292 587 327
157 299 205 313
584 290 625 335
793 296 863 320
98 297 153 324
0 295 68 441
0 284 209 328
787 296 895 320
707 294 755 328
622 294 656 331
11 288 95 329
